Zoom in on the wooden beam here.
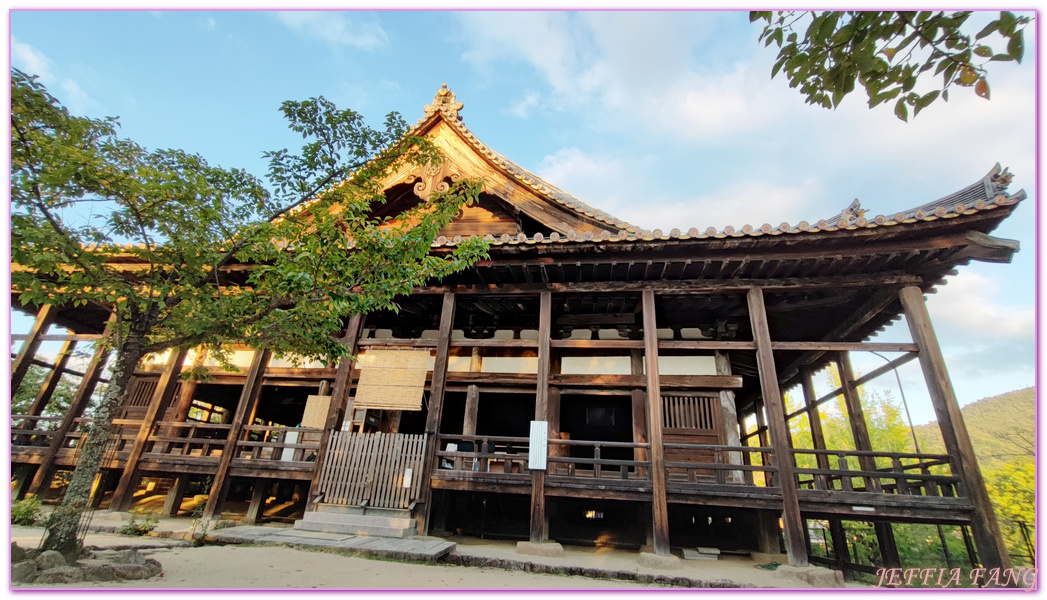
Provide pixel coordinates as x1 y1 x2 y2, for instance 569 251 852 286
418 293 455 535
202 348 271 520
642 290 671 556
659 340 756 351
26 338 111 496
417 273 923 295
243 479 269 525
785 353 919 421
630 350 648 478
24 339 77 418
168 349 209 425
161 474 190 517
835 351 901 570
10 333 104 342
899 286 1012 573
110 348 189 511
747 287 808 567
311 315 363 453
801 368 849 578
12 304 56 393
530 292 552 543
770 342 917 352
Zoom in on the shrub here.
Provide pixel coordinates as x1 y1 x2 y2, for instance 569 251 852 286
120 511 159 536
11 495 42 526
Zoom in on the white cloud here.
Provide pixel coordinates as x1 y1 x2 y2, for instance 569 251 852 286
203 17 216 30
509 93 539 119
11 38 101 117
275 12 388 50
928 271 1034 339
12 37 53 80
535 147 821 231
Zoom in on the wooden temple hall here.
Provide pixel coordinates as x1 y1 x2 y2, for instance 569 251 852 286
11 85 1025 574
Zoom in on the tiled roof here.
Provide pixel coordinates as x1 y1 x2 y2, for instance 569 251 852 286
428 164 1024 248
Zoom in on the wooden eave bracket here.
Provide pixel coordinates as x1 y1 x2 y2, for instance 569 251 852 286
953 231 1020 264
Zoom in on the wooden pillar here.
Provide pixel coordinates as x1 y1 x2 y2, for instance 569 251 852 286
715 351 742 481
463 347 482 435
110 348 189 511
746 287 808 567
529 292 552 543
417 293 455 534
755 509 782 554
161 474 190 517
802 368 849 577
27 339 111 496
12 304 57 394
304 316 363 510
835 352 900 569
243 478 269 524
168 349 209 424
641 290 670 556
630 350 649 475
202 348 271 520
24 339 77 417
899 286 1012 572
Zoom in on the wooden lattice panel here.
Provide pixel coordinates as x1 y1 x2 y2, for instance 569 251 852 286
352 349 430 411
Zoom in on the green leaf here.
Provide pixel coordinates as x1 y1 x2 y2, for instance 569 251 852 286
1008 34 1024 64
974 45 993 58
975 20 999 39
894 98 909 122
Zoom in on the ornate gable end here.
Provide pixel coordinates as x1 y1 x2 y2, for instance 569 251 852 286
377 85 640 240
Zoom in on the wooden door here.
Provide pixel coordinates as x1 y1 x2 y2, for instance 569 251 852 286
314 431 426 509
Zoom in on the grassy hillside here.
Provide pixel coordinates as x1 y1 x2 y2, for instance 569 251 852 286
914 386 1035 473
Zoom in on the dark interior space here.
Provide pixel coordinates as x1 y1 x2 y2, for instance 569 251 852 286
395 407 427 434
666 505 764 552
253 385 320 426
476 393 536 438
559 394 633 466
439 391 466 435
436 490 531 540
548 497 646 549
190 383 243 415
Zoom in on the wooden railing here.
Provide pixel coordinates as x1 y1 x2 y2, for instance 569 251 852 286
233 426 323 464
792 449 962 497
547 439 650 481
143 421 232 460
435 434 530 474
664 443 778 489
11 415 63 447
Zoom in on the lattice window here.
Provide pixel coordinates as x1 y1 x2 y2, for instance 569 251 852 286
662 395 719 430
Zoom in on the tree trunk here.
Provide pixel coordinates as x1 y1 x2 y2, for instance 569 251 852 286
41 337 145 557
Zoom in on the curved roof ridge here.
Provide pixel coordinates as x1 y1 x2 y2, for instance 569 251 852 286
416 85 642 234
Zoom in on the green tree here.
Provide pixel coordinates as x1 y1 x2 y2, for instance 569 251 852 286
984 458 1035 564
11 69 487 556
751 11 1030 121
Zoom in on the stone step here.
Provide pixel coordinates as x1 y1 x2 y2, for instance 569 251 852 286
311 503 412 519
293 519 416 538
298 511 416 530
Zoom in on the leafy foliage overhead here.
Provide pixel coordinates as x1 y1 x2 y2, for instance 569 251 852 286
751 11 1030 121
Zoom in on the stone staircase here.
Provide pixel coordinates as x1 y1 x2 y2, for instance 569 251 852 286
294 504 418 538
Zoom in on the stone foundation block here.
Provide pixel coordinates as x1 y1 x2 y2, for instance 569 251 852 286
516 541 564 557
11 560 38 583
638 552 682 570
777 565 845 588
34 566 85 584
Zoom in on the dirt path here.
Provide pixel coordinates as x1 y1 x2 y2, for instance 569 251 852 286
18 544 667 589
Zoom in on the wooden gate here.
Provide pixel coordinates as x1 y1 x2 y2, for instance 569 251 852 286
314 431 426 509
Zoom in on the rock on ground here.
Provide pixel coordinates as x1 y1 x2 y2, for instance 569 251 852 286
34 566 85 584
11 560 38 583
34 550 66 571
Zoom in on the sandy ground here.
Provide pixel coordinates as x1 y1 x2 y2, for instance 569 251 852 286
16 544 666 589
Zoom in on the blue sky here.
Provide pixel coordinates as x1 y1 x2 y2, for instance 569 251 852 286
8 9 1038 426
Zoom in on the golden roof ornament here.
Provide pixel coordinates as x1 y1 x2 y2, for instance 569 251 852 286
424 83 464 121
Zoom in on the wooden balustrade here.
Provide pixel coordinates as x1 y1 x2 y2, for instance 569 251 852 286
435 434 530 474
234 426 323 463
11 415 64 447
663 443 778 489
547 439 650 481
143 421 233 460
791 449 960 497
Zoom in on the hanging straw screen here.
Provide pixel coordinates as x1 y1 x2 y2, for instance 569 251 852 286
352 349 430 411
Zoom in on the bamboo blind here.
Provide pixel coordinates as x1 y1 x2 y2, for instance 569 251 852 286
301 395 332 429
352 349 430 411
